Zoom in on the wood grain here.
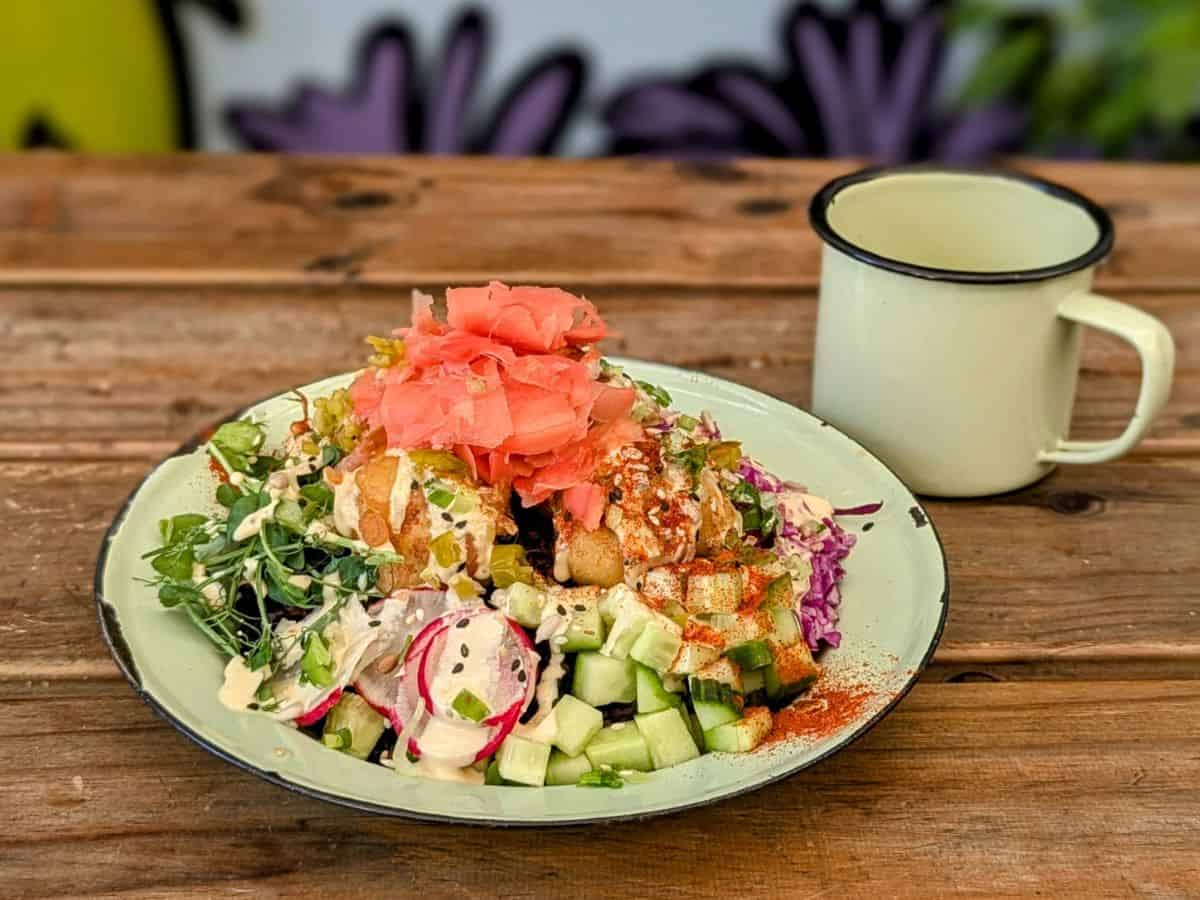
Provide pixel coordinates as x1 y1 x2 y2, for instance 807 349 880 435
2 157 1198 898
0 156 1197 291
2 454 1198 684
2 286 1197 455
1 678 1196 899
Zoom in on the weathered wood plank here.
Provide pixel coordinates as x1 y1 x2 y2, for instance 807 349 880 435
3 454 1198 680
1 679 1196 899
2 286 1197 454
0 156 1197 291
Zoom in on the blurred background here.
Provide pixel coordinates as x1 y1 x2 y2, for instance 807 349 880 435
2 0 1198 162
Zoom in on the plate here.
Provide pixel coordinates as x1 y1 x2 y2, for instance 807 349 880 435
95 360 948 825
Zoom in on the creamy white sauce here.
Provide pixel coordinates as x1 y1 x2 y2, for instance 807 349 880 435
332 473 362 538
233 498 279 542
777 490 835 527
386 451 415 533
218 655 264 711
429 613 505 716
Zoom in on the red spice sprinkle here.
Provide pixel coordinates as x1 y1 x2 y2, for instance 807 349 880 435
738 566 773 613
683 620 724 648
763 684 873 745
207 456 230 485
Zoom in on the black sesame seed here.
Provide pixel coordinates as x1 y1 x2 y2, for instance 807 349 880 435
368 620 381 628
574 604 586 612
511 659 521 671
609 488 623 502
517 670 527 683
460 643 469 658
660 501 670 512
556 604 567 616
441 512 453 522
411 480 420 490
455 520 467 529
451 662 464 674
455 618 470 629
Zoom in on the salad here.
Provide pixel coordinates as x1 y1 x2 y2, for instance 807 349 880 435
144 282 860 788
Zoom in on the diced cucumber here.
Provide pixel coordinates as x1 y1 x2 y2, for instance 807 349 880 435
571 651 637 706
769 607 802 647
741 668 765 695
629 619 683 672
695 657 744 692
763 639 820 701
598 583 635 626
667 639 722 675
553 695 604 757
504 582 545 628
584 723 653 772
601 593 656 659
684 709 705 750
322 693 387 760
685 571 743 614
562 601 606 652
703 706 773 753
484 759 506 785
636 663 682 714
635 708 700 769
641 566 686 609
545 749 594 786
496 734 552 787
688 676 739 705
762 573 794 609
725 639 774 671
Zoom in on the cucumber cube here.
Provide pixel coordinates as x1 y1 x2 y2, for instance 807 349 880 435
636 664 682 715
553 695 603 757
504 583 545 628
571 652 636 706
496 734 552 787
695 657 744 693
769 607 802 647
584 723 653 772
763 640 819 700
684 709 705 750
563 602 606 652
601 597 656 659
322 693 387 760
691 697 741 733
629 619 683 672
685 571 743 614
635 708 700 770
741 667 765 695
545 749 594 786
703 706 773 753
667 639 722 675
599 583 636 625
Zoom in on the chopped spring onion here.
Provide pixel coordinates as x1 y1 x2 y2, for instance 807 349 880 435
707 440 743 470
490 544 535 588
427 487 456 509
577 769 624 789
452 689 491 723
322 727 353 750
408 449 468 476
430 532 462 567
300 632 335 688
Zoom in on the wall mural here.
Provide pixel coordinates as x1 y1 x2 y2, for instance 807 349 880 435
226 10 584 155
2 1 1197 160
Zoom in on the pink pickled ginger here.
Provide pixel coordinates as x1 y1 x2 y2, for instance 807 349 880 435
350 282 637 514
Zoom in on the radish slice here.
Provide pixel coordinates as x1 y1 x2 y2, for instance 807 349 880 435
416 610 538 725
353 590 449 719
293 688 342 727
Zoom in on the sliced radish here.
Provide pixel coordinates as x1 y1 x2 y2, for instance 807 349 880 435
354 590 449 720
293 688 342 727
416 610 538 726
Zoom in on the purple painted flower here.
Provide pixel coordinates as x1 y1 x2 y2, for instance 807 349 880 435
605 0 1024 163
227 9 584 155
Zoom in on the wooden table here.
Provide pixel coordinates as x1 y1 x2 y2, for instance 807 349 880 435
2 156 1197 899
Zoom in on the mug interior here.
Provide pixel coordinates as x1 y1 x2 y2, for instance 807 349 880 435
812 169 1112 283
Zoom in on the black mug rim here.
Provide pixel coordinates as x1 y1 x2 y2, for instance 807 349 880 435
808 164 1115 285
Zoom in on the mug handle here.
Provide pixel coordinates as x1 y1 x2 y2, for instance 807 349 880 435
1039 292 1175 464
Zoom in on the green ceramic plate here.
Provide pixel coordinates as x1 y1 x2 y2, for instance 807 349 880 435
95 360 947 825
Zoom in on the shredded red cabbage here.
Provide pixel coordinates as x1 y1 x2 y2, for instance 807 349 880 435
778 516 857 651
833 501 884 516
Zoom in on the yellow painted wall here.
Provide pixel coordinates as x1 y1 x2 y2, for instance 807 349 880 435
0 0 178 150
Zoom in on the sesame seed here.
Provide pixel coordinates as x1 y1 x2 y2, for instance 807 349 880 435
455 618 470 629
556 605 567 616
611 722 626 731
573 604 586 612
460 644 469 658
452 662 464 674
511 659 521 671
441 512 453 522
517 670 527 683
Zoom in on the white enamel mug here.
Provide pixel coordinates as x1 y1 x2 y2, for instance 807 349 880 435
809 166 1175 497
